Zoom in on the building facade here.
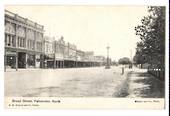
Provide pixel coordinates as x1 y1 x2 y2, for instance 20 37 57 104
63 42 77 68
54 37 65 68
43 36 106 69
84 51 95 67
44 36 106 69
94 56 106 66
76 50 85 67
44 36 55 68
5 10 106 71
4 10 45 70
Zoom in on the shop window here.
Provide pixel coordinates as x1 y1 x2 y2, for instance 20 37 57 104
6 56 16 68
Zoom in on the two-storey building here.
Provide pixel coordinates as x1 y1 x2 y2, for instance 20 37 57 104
53 36 65 68
44 36 55 68
4 10 44 70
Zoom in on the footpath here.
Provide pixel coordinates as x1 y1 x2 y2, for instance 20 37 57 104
114 67 165 98
127 68 165 98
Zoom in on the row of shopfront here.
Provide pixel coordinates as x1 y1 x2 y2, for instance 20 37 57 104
45 60 103 69
43 36 106 69
44 54 105 69
5 40 105 71
5 48 44 70
46 60 104 68
4 10 105 71
5 50 104 70
5 37 105 70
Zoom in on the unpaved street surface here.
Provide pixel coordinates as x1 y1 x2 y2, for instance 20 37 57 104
5 67 127 97
4 67 165 98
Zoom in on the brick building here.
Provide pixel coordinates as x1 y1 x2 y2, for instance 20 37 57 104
4 10 44 71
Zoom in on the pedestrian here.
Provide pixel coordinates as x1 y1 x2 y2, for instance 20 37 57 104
122 67 124 75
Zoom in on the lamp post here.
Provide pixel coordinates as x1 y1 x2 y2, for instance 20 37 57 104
105 45 110 69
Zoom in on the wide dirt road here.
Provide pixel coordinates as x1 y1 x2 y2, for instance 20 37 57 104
5 66 127 97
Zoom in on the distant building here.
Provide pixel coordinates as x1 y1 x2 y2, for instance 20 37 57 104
83 51 94 66
63 42 77 68
94 56 106 66
44 36 54 55
84 51 94 62
76 50 85 67
53 37 65 68
76 50 85 62
4 10 45 70
44 36 55 68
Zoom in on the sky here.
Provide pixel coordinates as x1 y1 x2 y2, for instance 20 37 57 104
5 5 148 61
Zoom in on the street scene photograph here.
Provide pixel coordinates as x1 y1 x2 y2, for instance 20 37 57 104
4 5 165 99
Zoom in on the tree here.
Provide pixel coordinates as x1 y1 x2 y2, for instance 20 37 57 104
111 60 118 66
118 57 131 65
134 6 165 69
133 41 147 68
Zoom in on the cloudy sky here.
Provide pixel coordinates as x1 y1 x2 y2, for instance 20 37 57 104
5 5 148 61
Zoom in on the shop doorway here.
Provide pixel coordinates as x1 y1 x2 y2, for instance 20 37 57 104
18 52 26 68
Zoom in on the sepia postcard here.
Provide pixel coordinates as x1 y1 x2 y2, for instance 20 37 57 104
4 5 166 109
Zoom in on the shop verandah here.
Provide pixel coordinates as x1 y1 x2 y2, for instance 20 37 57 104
45 60 64 69
4 48 44 71
5 51 105 71
45 58 104 69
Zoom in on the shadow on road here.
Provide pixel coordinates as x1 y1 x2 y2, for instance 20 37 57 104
113 72 131 97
